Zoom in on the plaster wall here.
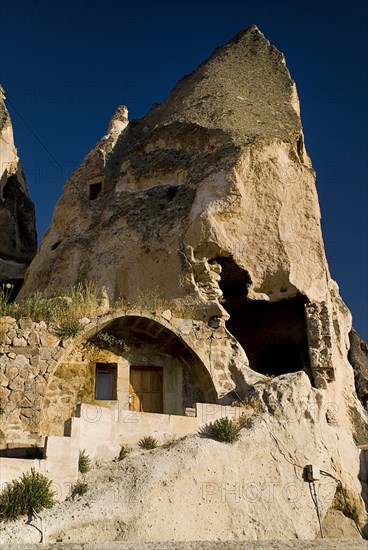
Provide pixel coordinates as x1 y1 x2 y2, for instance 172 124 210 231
75 402 244 460
0 429 79 501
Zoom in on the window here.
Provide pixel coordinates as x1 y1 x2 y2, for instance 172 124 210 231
95 363 117 400
88 181 102 200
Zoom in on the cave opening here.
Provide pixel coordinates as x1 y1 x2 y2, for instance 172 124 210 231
212 257 311 379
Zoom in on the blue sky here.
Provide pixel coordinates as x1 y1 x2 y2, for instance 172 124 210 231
0 0 367 340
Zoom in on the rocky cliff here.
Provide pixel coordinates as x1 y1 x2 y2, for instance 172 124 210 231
0 86 37 292
19 24 367 428
10 25 367 539
19 26 324 306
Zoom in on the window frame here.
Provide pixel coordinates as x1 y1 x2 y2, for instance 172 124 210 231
95 362 118 401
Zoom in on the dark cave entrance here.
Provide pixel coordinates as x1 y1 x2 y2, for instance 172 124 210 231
211 257 311 379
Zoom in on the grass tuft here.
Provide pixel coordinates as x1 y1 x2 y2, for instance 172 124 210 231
199 417 241 443
70 481 89 500
138 436 158 450
78 449 91 474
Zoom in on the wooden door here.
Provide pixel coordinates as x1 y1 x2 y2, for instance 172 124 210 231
129 367 163 413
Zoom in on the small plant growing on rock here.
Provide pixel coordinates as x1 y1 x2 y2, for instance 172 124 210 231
117 445 131 461
97 331 129 351
19 292 54 322
237 413 252 429
78 449 91 473
135 287 168 313
0 468 55 521
70 481 89 500
138 436 158 450
0 287 17 317
55 319 83 339
200 417 241 443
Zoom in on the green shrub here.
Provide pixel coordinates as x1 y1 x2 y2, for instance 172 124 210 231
200 417 241 443
97 331 129 351
54 320 83 339
18 292 54 322
70 481 89 499
138 436 158 450
0 468 55 521
78 449 91 473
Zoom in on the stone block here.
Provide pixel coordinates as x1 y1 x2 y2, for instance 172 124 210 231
18 317 34 330
40 332 60 348
27 331 40 346
0 316 16 324
12 336 27 347
8 376 25 391
5 365 18 380
13 354 29 367
0 386 10 400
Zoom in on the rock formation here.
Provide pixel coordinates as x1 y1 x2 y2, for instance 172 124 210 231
19 25 367 428
0 86 37 295
2 25 367 541
20 26 325 306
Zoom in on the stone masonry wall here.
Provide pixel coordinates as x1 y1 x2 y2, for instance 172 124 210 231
0 309 260 446
0 315 63 445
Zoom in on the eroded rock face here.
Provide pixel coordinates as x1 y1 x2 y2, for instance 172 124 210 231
1 373 367 543
19 26 325 305
19 27 366 431
349 329 368 411
2 26 368 540
0 86 37 287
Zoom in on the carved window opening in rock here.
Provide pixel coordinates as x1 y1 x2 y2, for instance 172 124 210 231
213 257 311 380
88 181 102 200
95 363 117 400
209 257 251 300
51 241 61 251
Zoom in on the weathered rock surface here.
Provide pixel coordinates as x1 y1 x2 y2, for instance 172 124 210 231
3 26 367 543
19 26 325 305
6 542 368 550
18 23 367 440
1 373 367 544
0 86 37 284
349 328 368 411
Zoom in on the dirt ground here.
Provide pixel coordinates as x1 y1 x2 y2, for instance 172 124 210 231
6 540 368 549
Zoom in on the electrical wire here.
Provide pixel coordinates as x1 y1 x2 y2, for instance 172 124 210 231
4 94 69 178
320 470 366 539
261 426 366 540
267 429 304 470
309 480 324 538
3 93 166 287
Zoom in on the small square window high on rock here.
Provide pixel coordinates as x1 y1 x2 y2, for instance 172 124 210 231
88 181 102 200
